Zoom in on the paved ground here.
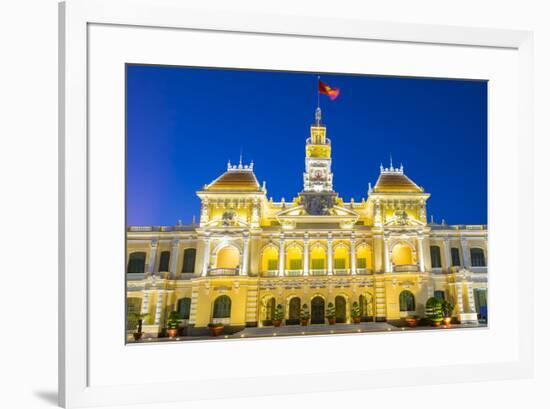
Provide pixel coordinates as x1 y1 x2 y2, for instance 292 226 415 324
130 322 486 344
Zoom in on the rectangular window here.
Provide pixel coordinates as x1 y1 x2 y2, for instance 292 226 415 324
267 259 278 270
451 247 461 266
356 258 366 269
158 251 170 272
334 258 346 269
434 290 446 300
430 245 442 268
289 259 302 270
182 248 196 273
311 259 325 269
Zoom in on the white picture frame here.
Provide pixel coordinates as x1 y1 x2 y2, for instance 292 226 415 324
59 0 534 407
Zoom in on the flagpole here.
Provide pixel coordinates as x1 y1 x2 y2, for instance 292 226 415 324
317 75 320 110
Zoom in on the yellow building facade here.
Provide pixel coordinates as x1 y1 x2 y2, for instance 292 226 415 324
126 108 488 338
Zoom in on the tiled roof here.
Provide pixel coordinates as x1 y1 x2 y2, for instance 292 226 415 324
205 169 261 192
373 173 423 193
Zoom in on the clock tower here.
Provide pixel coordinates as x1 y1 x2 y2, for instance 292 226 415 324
300 108 337 215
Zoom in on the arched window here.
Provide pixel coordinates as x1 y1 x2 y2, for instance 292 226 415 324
335 296 347 323
470 248 486 267
434 290 446 301
216 246 240 269
261 246 279 272
392 243 414 266
356 244 372 270
451 247 461 266
182 248 197 273
333 246 349 270
286 245 303 271
177 297 191 319
158 251 170 272
310 246 326 270
288 297 301 323
399 290 416 312
127 252 146 274
213 295 231 319
430 245 442 268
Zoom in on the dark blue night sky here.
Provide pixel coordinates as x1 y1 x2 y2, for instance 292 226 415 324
126 65 487 226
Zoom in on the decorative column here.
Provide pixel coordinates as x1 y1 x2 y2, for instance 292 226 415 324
201 235 211 277
147 239 158 276
350 235 357 275
141 291 150 316
455 283 464 314
241 235 250 276
417 236 425 272
327 233 333 275
460 238 471 269
168 239 179 278
200 198 209 225
465 282 477 313
303 234 309 276
383 236 391 273
443 237 452 273
278 235 285 276
154 291 164 325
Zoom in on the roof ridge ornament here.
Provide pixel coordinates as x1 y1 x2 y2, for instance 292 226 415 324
227 158 254 172
380 160 404 175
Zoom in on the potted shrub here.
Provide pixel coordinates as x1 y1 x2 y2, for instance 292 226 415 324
272 304 284 327
166 311 183 338
326 302 336 325
351 301 361 324
300 304 310 326
441 300 454 326
129 312 148 341
208 322 224 336
405 315 418 327
425 297 444 327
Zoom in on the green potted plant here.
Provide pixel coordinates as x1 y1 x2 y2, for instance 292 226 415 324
425 297 444 327
272 304 284 327
299 304 310 326
208 322 224 336
441 300 454 326
166 311 183 338
326 302 336 325
351 301 361 324
129 312 148 341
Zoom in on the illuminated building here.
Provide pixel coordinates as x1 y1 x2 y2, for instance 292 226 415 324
126 108 487 338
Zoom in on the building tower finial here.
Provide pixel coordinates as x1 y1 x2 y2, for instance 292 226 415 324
315 106 322 126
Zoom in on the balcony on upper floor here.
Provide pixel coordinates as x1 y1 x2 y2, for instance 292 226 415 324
355 268 373 275
393 264 419 273
260 270 279 277
286 269 303 277
310 269 327 276
126 272 146 281
207 267 240 277
333 268 350 276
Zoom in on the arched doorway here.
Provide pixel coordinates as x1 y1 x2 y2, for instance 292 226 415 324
335 296 347 323
399 290 416 314
359 293 374 322
262 297 276 326
311 296 325 324
287 297 301 325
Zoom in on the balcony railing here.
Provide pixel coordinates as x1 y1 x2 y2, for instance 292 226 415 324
355 268 372 275
310 269 327 276
126 272 146 280
207 268 239 277
393 264 419 273
260 270 279 277
333 269 350 276
286 269 303 277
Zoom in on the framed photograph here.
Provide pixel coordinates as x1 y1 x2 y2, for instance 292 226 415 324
59 0 534 407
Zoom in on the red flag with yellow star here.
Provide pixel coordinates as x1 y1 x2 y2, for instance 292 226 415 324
318 79 340 100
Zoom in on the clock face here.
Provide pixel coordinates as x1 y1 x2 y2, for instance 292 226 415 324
314 170 323 180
